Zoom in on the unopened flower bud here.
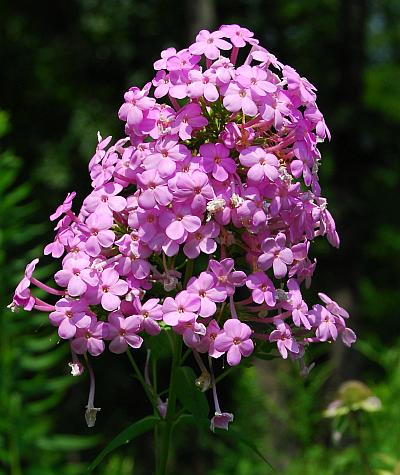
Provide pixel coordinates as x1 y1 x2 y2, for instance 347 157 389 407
195 371 211 392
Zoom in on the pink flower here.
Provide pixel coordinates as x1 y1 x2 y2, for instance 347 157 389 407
269 321 300 359
98 268 128 312
214 319 254 366
309 304 338 341
284 278 310 329
187 70 219 102
236 65 277 97
162 291 200 326
196 319 223 358
50 192 76 221
220 24 257 48
107 314 143 353
174 170 214 213
239 146 279 182
132 298 163 336
258 232 294 279
189 29 232 60
143 137 190 178
84 183 127 215
187 272 227 317
71 318 108 356
159 205 201 241
208 258 246 295
223 83 258 116
84 213 115 257
172 103 208 140
183 222 220 258
200 143 236 182
136 170 172 209
246 271 276 306
54 256 98 297
118 86 156 126
49 298 91 339
174 316 206 348
318 293 349 319
210 412 234 432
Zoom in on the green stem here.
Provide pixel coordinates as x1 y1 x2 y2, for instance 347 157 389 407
157 334 182 475
126 349 157 412
183 259 194 288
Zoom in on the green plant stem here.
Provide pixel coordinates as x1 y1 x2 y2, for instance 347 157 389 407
126 349 157 411
157 334 182 475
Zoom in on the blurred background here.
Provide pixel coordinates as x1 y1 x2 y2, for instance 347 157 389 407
1 0 399 474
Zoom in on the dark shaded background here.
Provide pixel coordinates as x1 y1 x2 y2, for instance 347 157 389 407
1 1 399 474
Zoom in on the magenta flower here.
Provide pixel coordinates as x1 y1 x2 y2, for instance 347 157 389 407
246 271 276 306
132 298 163 336
143 137 190 178
159 205 201 241
309 304 338 341
200 142 236 182
183 222 220 258
239 146 279 182
284 278 311 329
196 319 224 358
172 103 208 140
236 65 277 97
220 24 257 48
84 183 127 215
54 256 98 297
136 169 172 209
214 319 254 366
174 316 206 348
162 291 200 326
49 298 91 339
189 29 232 60
258 232 294 279
107 314 143 354
210 412 234 432
208 258 246 295
174 170 214 213
71 318 108 356
187 272 227 317
223 83 258 116
187 70 219 102
318 292 349 319
50 192 76 221
118 86 156 126
85 212 115 257
98 268 128 312
269 321 300 359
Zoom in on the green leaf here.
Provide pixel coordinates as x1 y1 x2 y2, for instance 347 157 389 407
36 434 100 451
215 428 275 472
87 415 159 472
175 366 209 424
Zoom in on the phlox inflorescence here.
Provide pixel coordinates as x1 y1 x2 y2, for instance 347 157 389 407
10 24 356 431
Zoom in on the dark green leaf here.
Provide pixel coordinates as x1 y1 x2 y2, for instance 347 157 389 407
87 415 159 472
175 366 209 425
215 428 275 471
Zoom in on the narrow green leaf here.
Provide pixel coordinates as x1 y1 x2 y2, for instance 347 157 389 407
36 434 100 451
87 415 159 472
175 366 209 424
215 428 275 471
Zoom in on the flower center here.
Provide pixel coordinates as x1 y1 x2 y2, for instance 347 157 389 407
233 337 241 345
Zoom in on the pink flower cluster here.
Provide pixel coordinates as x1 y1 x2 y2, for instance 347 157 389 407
11 25 355 372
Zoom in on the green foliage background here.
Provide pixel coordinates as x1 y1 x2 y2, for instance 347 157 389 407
0 0 399 473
